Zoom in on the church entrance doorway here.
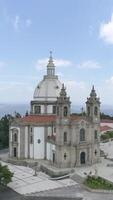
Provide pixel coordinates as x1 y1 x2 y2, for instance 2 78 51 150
14 147 17 157
80 152 85 164
53 152 55 163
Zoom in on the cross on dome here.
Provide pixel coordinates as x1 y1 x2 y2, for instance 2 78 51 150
49 51 53 60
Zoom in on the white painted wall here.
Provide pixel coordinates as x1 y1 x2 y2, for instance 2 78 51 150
30 144 33 158
47 105 52 114
9 129 12 157
48 126 52 136
47 143 56 161
34 127 44 159
18 128 20 158
25 126 28 158
41 105 45 114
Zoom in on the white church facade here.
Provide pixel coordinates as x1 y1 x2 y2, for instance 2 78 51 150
9 53 101 168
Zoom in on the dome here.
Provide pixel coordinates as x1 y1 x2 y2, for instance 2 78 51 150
33 52 62 101
34 76 62 101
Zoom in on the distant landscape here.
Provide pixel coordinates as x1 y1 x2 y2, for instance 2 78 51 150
0 103 113 117
0 103 29 117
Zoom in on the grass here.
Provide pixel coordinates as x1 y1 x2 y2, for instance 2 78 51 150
84 176 113 190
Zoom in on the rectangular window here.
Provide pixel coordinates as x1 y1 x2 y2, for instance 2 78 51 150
80 128 85 142
14 147 17 157
30 135 33 143
64 132 67 143
35 106 41 114
53 106 56 114
13 133 18 142
94 130 98 140
54 127 56 133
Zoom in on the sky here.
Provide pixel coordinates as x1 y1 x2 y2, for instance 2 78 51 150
0 0 113 106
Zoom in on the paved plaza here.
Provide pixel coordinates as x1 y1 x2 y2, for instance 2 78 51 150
1 161 77 195
1 143 113 200
74 157 113 183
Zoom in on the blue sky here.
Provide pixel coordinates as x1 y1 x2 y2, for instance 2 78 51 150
0 0 113 106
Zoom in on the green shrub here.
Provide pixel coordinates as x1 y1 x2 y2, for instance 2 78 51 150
0 163 13 186
101 131 113 141
85 176 113 190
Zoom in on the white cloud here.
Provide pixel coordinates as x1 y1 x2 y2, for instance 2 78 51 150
77 60 102 69
3 9 32 32
65 80 86 89
35 58 72 70
26 19 32 27
13 15 20 31
99 13 113 44
11 15 32 31
54 59 72 67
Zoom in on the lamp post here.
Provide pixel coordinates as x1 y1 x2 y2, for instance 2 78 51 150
33 162 37 176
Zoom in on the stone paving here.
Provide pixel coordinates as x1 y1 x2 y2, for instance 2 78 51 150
31 184 113 200
74 158 113 184
100 140 113 159
1 143 113 199
0 161 77 195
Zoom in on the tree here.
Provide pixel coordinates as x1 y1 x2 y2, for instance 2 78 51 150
0 114 14 149
14 112 21 118
0 163 13 186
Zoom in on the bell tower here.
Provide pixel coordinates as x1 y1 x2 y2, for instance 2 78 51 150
86 86 101 123
56 84 71 119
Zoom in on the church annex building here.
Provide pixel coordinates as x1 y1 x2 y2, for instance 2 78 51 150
9 53 101 168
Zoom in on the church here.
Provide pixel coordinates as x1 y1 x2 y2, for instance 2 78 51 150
9 53 101 168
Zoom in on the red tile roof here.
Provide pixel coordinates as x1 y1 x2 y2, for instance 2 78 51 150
70 115 87 121
14 114 87 125
21 115 57 124
101 119 113 123
100 125 113 132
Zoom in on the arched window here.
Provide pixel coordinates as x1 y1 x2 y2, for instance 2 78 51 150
14 133 17 142
80 128 85 142
64 132 67 143
64 152 67 160
94 130 98 140
94 106 98 116
87 106 90 116
64 106 68 117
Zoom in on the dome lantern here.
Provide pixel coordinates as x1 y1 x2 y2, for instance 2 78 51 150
47 51 55 76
